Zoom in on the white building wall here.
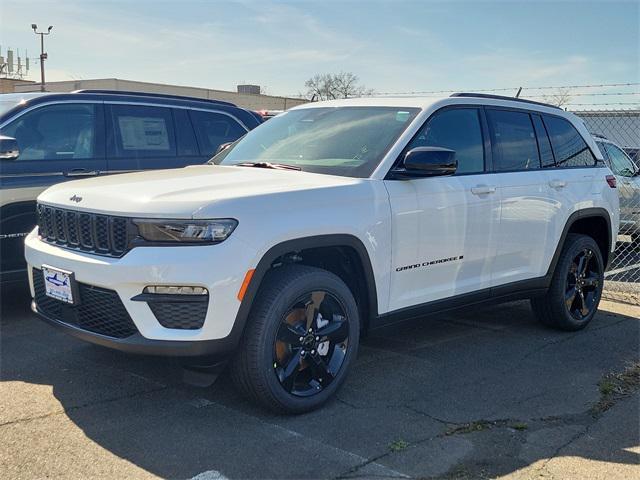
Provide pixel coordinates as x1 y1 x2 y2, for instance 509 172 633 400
13 78 307 111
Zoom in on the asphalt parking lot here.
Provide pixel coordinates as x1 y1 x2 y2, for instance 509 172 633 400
1 283 638 480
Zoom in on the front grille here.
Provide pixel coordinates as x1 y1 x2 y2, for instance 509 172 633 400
148 300 208 330
36 204 132 257
33 268 138 339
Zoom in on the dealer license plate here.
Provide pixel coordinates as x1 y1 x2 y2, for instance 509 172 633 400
42 265 75 304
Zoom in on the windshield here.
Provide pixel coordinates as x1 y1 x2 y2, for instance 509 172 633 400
212 106 420 177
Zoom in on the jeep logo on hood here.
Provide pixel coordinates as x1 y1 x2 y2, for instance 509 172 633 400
69 195 83 203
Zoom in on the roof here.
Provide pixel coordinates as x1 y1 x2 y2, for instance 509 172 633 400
290 94 566 115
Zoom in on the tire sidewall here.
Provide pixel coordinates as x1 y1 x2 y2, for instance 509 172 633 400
256 268 360 413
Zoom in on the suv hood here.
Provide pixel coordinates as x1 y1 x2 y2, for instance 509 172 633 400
38 165 362 218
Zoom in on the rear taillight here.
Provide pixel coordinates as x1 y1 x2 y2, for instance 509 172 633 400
606 175 617 188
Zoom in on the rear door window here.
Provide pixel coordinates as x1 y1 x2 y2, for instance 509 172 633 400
173 108 199 158
543 115 596 168
486 109 540 171
108 104 176 159
189 110 247 157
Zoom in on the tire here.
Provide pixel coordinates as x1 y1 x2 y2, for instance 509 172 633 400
229 264 360 414
531 233 604 331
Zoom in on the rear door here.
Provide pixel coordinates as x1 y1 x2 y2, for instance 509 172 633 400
106 103 182 173
0 101 105 274
487 108 556 285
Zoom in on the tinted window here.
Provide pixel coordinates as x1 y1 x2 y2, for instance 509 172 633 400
532 114 555 168
173 108 199 157
604 143 638 177
486 109 539 171
543 115 596 167
1 103 97 161
407 108 484 174
190 111 246 157
109 104 176 158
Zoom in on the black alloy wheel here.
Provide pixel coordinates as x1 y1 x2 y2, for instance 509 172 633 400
274 290 350 397
565 248 601 320
230 265 359 413
531 233 604 331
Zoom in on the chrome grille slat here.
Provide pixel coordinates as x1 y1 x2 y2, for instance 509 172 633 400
36 204 131 258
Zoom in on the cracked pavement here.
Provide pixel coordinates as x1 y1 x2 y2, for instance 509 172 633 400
1 283 638 479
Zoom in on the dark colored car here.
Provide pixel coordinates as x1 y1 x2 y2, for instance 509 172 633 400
0 90 262 283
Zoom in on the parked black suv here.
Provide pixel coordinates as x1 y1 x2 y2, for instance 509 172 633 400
0 90 262 282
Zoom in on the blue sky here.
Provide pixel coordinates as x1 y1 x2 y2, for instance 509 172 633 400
1 0 638 103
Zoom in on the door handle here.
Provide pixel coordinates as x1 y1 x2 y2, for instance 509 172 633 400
64 168 99 177
549 179 567 188
471 185 496 195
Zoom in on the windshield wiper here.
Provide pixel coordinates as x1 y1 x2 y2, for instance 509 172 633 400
235 162 302 171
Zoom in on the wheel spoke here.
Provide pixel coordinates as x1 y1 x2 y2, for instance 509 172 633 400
305 291 326 331
308 352 335 386
277 350 302 392
565 287 577 310
277 323 304 344
316 317 349 343
577 290 589 317
580 250 593 276
582 275 599 289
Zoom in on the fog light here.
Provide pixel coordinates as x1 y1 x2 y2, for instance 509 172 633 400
143 285 208 295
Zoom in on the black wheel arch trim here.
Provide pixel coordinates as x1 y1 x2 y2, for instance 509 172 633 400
546 207 613 276
229 234 379 347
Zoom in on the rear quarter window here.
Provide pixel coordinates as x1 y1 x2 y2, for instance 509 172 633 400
543 115 596 168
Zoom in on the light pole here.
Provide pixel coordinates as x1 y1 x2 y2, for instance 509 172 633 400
31 24 53 92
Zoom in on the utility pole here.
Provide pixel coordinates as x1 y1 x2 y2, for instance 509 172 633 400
31 24 53 92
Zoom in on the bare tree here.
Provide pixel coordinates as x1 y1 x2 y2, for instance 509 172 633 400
304 72 371 101
542 87 573 107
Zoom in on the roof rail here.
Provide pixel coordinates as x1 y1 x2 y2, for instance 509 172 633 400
72 89 236 107
590 132 609 140
450 92 562 110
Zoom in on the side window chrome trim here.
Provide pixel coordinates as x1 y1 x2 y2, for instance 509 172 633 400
0 100 250 133
103 101 250 132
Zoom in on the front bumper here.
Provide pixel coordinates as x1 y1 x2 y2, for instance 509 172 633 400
25 229 256 353
32 300 236 357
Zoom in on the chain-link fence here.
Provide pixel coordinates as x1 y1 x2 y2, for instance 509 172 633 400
574 109 640 305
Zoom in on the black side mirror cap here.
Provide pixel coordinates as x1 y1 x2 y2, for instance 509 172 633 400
0 136 20 160
392 146 457 178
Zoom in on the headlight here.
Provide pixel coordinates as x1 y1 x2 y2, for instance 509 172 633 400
133 219 238 244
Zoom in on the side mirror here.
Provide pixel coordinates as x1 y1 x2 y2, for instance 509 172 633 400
0 136 19 160
215 142 233 156
397 147 457 177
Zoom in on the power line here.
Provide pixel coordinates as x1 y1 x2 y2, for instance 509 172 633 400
365 82 640 97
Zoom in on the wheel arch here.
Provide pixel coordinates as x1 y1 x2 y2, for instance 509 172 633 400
547 208 613 277
230 234 379 345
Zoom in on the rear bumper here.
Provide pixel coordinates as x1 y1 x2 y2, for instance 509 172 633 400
32 300 236 358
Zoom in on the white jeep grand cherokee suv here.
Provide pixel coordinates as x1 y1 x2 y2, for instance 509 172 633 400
25 93 619 413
